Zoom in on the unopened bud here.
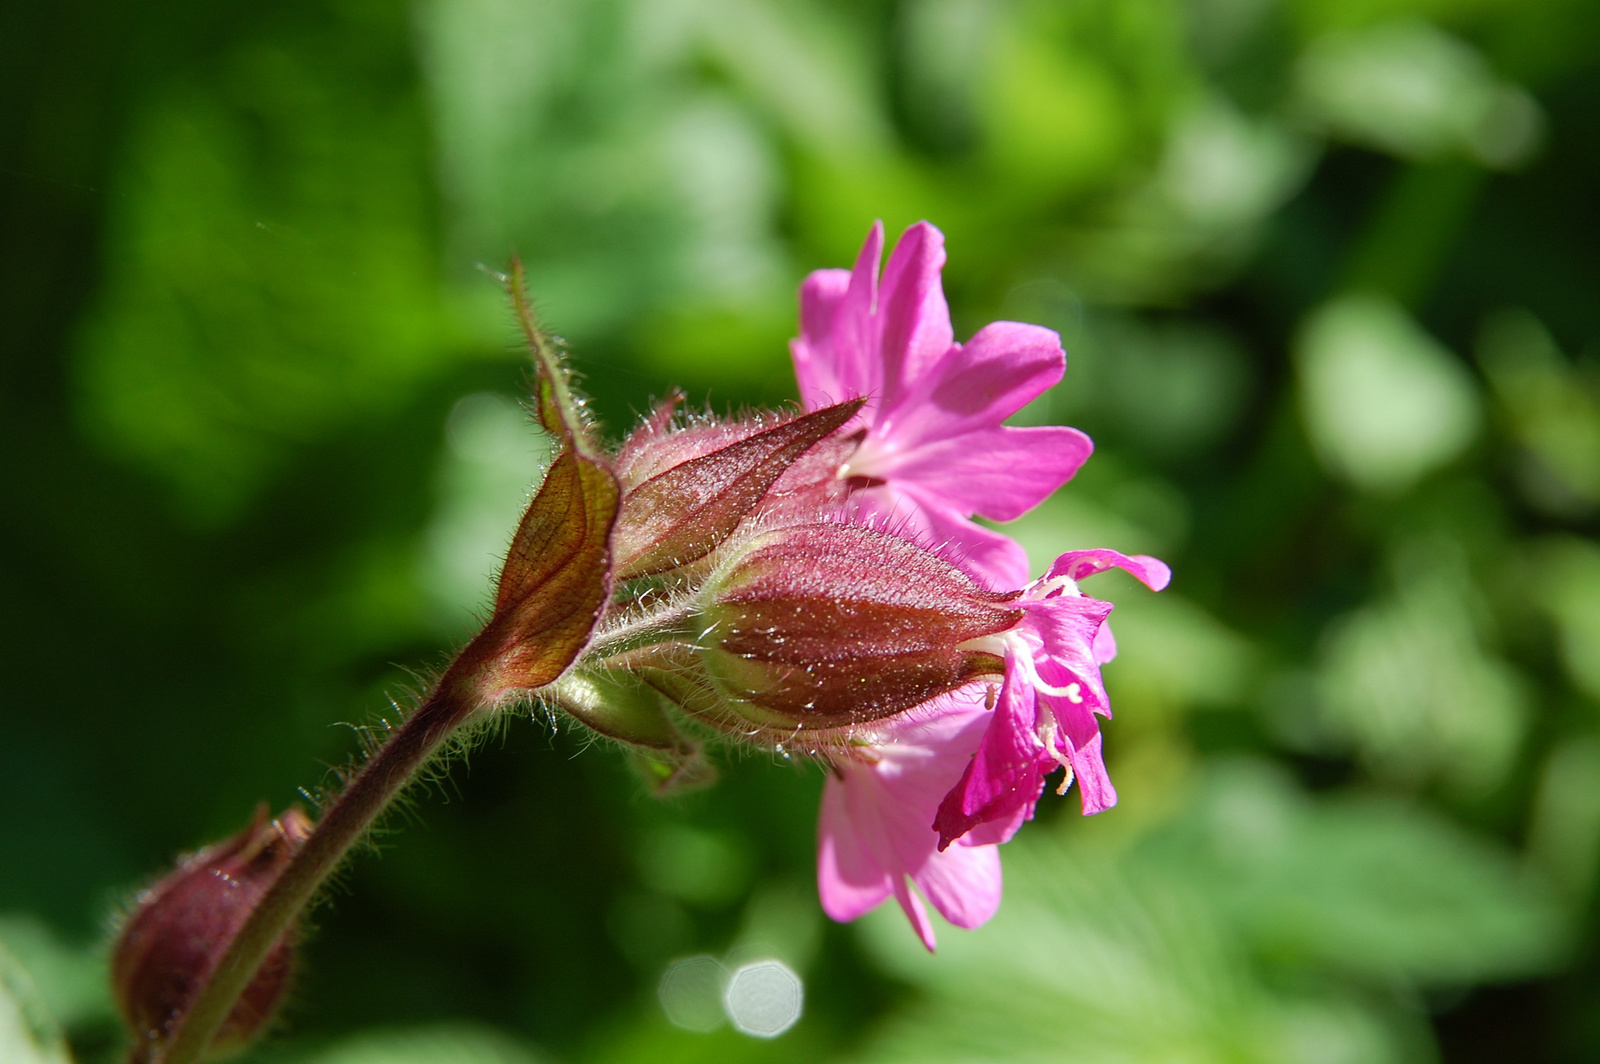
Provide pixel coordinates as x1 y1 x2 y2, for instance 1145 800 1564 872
549 669 717 794
695 524 1020 730
610 399 862 579
550 668 684 749
113 806 311 1062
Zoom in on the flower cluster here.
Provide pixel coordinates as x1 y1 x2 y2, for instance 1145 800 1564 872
790 224 1168 947
108 221 1165 1064
477 220 1168 950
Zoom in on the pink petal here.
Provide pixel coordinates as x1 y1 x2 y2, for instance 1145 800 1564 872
962 800 1033 846
1027 605 1119 814
817 772 893 922
882 321 1066 448
790 268 852 409
1066 730 1118 815
887 425 1093 523
1092 619 1118 664
876 222 955 409
933 654 1049 848
816 690 1006 945
1046 549 1172 591
912 837 1002 930
888 487 1032 590
832 222 887 405
1027 598 1114 716
893 877 938 951
869 694 1004 930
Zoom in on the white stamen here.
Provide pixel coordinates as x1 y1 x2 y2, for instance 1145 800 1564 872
1035 677 1084 703
1034 705 1077 795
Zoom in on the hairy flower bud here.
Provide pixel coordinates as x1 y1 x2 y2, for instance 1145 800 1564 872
610 399 863 579
113 806 311 1062
550 668 683 749
548 669 716 794
693 524 1021 731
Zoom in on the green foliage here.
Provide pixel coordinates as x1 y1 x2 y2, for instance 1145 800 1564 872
273 1025 549 1064
0 944 74 1064
853 762 1562 1063
75 2 460 525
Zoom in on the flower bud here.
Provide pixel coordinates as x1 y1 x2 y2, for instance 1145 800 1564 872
550 668 684 749
548 669 716 794
695 524 1021 730
610 399 863 579
113 806 311 1062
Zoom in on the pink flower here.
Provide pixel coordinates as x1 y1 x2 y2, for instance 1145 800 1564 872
813 547 1168 950
817 689 1013 952
785 224 1167 948
790 221 1093 588
933 550 1170 849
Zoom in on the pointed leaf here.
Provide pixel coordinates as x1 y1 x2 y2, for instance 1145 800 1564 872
459 451 620 699
507 258 600 459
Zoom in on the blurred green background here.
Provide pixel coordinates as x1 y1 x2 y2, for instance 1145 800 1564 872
3 0 1599 1060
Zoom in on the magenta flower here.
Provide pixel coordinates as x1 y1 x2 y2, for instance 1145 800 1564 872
817 689 1011 952
933 549 1170 849
804 543 1166 950
790 221 1093 587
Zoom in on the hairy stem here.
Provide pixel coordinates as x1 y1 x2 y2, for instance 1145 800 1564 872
150 671 483 1064
584 598 701 660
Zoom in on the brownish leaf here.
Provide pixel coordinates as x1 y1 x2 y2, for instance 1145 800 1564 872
459 451 621 699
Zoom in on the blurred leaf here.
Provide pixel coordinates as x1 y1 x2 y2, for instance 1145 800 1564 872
422 393 556 638
1157 94 1315 229
1314 544 1526 793
979 12 1129 197
0 916 112 1032
1297 294 1481 493
1063 100 1317 302
727 885 824 975
416 0 792 348
854 760 1560 1063
269 1024 549 1064
695 0 888 155
0 943 72 1064
1159 762 1565 984
638 824 752 907
1295 21 1543 167
853 763 1434 1064
76 13 456 523
1066 315 1256 459
1108 592 1260 712
585 1012 824 1064
1478 310 1600 516
1529 536 1600 703
1526 737 1600 901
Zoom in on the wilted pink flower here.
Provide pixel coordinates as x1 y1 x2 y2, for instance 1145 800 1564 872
933 550 1170 849
817 690 1011 951
790 221 1092 587
790 541 1164 949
